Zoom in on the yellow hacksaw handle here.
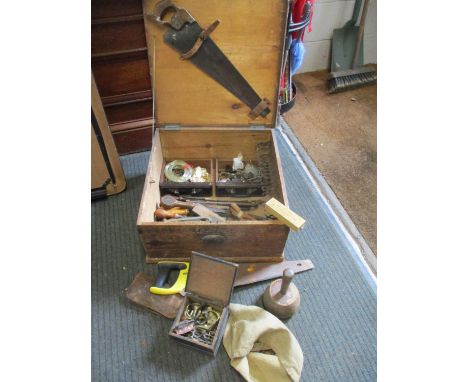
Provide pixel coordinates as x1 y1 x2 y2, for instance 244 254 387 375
149 261 190 295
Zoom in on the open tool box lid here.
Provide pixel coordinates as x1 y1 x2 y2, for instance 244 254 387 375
185 252 238 307
142 0 289 129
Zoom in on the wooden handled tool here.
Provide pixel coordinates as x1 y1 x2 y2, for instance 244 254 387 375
161 194 196 209
167 207 189 215
161 194 227 212
262 268 300 319
229 203 256 220
154 207 185 221
185 196 265 208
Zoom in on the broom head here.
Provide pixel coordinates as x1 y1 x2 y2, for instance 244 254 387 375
327 67 377 94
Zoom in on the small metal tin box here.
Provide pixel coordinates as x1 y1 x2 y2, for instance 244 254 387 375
168 251 238 356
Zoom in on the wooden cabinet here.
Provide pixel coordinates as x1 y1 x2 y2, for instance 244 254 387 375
92 0 153 154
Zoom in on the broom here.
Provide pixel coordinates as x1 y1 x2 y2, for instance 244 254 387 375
327 0 376 93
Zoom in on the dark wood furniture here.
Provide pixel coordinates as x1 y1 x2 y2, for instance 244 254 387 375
92 0 153 154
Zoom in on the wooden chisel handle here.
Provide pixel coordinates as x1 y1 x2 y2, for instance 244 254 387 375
160 194 195 209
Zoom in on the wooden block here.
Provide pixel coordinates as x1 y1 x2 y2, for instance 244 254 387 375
265 198 306 232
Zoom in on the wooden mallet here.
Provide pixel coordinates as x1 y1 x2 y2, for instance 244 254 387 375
262 268 300 319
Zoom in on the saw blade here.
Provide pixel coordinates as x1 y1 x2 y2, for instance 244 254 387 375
234 260 314 287
161 18 270 118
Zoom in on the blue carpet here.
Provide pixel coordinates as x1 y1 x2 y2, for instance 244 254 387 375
91 129 376 381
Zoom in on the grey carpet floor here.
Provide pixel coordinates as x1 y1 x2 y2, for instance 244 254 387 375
91 129 376 382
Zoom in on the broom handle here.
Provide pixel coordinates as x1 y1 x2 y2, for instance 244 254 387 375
346 0 362 27
352 0 371 69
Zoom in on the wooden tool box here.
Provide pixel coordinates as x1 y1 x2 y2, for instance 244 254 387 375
169 252 238 356
137 0 290 263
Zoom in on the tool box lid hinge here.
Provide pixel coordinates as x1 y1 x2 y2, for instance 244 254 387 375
164 124 181 130
185 291 226 308
249 124 266 130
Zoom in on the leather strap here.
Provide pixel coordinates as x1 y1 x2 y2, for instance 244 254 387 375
249 98 271 119
180 20 220 60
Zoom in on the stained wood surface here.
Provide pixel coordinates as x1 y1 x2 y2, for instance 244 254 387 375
105 98 153 126
92 0 144 19
143 0 288 127
186 252 237 306
92 19 147 55
159 128 270 159
138 222 288 262
93 57 151 98
92 0 154 154
112 125 153 153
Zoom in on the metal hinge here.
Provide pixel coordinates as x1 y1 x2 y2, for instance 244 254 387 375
250 125 266 130
164 124 181 130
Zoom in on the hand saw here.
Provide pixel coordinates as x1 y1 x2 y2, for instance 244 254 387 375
147 0 271 120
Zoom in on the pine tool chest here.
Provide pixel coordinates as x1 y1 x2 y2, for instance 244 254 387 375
137 0 291 263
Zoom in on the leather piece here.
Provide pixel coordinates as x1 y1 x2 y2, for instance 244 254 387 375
126 272 184 319
180 20 220 60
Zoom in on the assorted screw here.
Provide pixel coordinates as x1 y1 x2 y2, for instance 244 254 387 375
173 302 221 346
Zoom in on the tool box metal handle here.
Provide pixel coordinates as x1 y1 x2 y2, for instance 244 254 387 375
201 234 225 244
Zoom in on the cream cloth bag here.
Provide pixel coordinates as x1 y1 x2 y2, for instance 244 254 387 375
223 303 303 382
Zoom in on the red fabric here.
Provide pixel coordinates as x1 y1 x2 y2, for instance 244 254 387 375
292 0 314 41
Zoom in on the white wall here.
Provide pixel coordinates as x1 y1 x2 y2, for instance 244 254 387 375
296 0 377 73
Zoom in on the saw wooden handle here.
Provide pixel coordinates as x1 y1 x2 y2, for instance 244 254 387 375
152 0 195 30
